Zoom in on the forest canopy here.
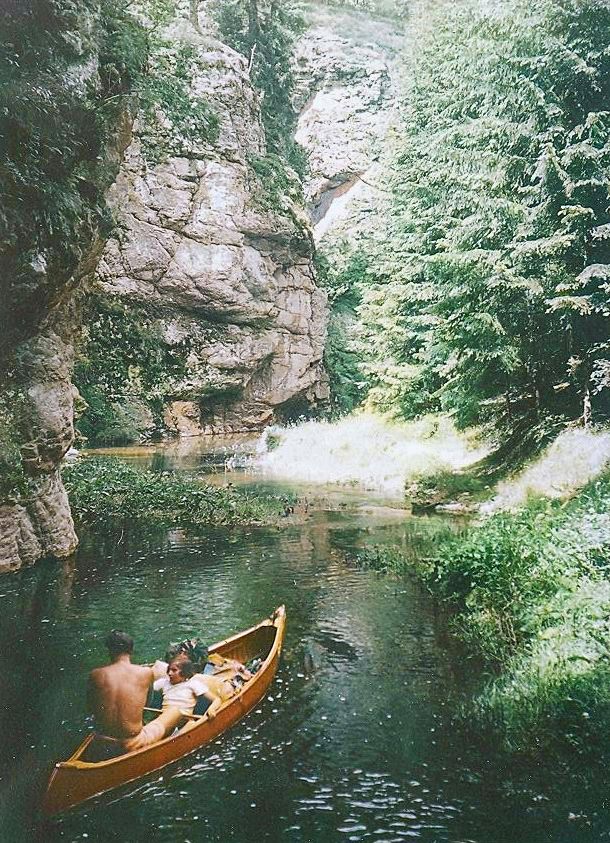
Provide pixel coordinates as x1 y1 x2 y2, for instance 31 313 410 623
341 0 610 436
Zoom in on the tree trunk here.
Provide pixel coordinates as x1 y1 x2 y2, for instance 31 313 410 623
583 383 592 428
189 1 202 34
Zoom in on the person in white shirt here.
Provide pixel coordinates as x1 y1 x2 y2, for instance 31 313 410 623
124 659 221 751
152 650 251 701
154 659 220 714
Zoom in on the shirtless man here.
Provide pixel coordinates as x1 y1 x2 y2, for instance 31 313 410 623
87 630 153 744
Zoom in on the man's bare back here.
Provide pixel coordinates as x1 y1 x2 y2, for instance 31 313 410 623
88 631 153 740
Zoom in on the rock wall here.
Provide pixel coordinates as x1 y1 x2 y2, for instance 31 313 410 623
293 5 403 243
0 0 134 573
93 16 328 436
0 326 78 572
0 5 328 572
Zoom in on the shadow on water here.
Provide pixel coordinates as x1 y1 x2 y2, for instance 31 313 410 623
0 442 610 842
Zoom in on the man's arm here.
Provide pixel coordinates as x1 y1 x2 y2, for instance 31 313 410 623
201 690 221 719
151 660 168 681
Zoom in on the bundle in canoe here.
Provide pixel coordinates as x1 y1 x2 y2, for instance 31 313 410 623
42 606 286 816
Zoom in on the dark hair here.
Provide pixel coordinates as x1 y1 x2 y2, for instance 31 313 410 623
169 658 195 679
164 643 184 663
165 638 208 669
105 630 134 657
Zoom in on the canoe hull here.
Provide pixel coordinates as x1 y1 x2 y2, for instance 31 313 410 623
42 606 285 816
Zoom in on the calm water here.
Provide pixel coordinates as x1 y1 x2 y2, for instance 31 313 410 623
0 439 609 843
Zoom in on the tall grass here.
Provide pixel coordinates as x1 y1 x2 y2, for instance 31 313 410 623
254 413 485 496
429 472 610 752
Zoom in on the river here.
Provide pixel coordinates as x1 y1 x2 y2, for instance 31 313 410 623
0 438 607 842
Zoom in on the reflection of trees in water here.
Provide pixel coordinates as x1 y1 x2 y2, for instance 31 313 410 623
2 554 75 696
0 553 79 823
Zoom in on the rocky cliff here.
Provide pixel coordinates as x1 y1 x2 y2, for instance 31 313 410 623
86 15 328 439
0 3 327 572
289 4 405 415
0 325 79 573
293 4 403 243
0 1 136 573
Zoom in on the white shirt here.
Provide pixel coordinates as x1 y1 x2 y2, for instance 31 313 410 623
153 676 208 713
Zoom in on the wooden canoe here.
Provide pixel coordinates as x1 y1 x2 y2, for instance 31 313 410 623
42 605 286 816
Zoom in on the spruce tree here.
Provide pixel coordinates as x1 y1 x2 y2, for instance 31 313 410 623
356 0 610 432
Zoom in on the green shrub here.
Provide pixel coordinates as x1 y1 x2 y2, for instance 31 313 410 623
74 296 190 445
247 152 303 215
428 477 610 750
0 395 28 501
64 456 296 526
138 42 220 164
75 387 150 447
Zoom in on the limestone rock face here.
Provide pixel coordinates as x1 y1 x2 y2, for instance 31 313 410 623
95 22 328 435
0 470 77 573
293 7 403 242
0 6 328 572
0 326 78 574
0 1 127 574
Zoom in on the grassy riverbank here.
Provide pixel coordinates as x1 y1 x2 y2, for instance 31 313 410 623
431 476 610 752
64 457 296 527
357 433 610 754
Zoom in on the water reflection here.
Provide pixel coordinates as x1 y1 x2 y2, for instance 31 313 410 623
0 441 609 842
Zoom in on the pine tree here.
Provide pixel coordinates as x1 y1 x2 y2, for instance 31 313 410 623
355 0 610 432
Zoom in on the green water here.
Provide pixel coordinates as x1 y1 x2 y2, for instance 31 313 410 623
0 441 609 842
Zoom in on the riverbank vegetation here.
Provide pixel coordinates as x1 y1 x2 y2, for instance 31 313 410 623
437 475 610 754
64 457 296 527
354 438 610 753
315 0 610 752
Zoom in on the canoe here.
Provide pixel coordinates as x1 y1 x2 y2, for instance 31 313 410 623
42 605 286 816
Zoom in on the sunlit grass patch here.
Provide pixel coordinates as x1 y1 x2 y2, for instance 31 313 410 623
484 427 610 513
254 412 486 496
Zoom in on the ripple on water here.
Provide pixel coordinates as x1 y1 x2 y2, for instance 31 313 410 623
1 466 608 843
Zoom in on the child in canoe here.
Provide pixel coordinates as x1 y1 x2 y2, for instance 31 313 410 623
124 658 220 751
152 642 252 701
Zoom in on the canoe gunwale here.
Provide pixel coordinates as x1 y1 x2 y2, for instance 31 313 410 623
42 605 285 815
58 606 282 769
